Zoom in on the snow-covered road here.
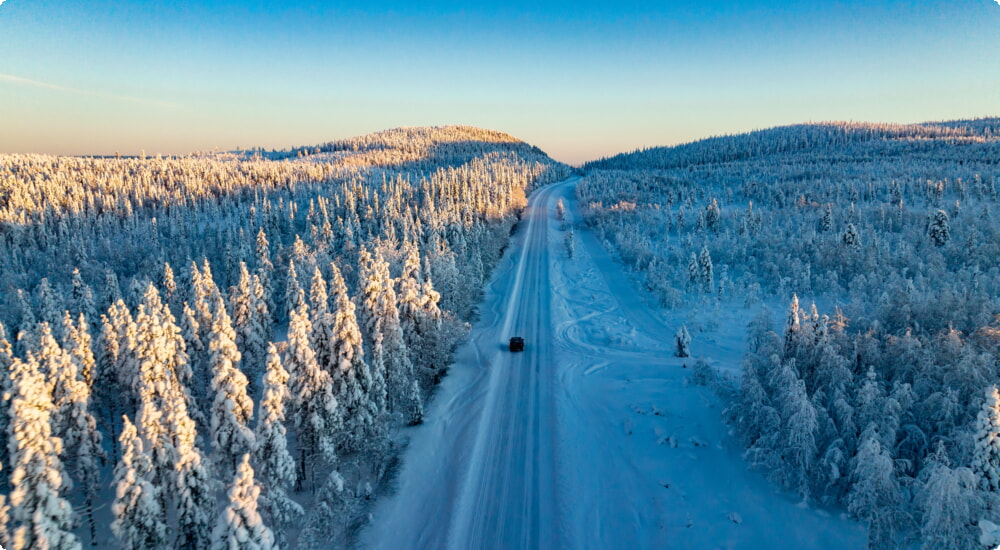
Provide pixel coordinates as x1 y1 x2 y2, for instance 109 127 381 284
362 177 866 549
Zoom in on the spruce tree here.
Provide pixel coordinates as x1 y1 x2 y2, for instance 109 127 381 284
286 301 340 486
7 355 80 550
209 296 255 479
112 416 168 550
928 209 951 247
973 385 1000 492
211 454 275 550
329 263 375 450
253 344 303 546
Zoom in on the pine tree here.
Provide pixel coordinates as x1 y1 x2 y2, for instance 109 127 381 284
675 325 691 358
211 454 275 550
973 385 1000 491
927 209 950 247
842 222 861 249
698 246 714 293
247 274 271 392
0 323 13 480
357 247 389 423
329 263 376 451
0 464 9 549
36 278 64 339
704 198 721 232
309 265 335 372
70 268 97 326
7 355 80 550
253 344 303 545
285 260 304 324
784 378 818 501
133 285 212 550
920 444 982 550
286 301 340 486
255 227 276 326
360 247 420 424
231 263 260 382
49 314 105 545
63 313 96 389
209 296 255 479
818 203 833 232
14 289 38 357
112 416 168 550
847 427 900 549
161 262 178 307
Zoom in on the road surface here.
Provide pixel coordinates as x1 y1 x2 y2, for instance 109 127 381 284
361 177 866 549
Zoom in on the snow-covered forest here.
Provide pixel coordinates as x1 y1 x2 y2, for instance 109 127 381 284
578 118 1000 549
0 125 569 549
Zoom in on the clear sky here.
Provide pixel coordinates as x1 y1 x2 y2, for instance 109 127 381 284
1 0 998 164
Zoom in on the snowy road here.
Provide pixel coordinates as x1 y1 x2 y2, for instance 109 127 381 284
362 177 866 549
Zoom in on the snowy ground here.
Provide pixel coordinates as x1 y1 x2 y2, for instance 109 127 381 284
361 177 867 549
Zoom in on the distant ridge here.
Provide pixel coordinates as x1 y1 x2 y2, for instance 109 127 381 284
584 117 1000 171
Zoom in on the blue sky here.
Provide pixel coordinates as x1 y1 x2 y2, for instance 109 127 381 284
1 0 998 164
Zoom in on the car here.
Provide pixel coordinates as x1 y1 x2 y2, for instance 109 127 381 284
509 336 524 352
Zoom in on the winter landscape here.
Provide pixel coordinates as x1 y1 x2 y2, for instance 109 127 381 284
2 1 1000 550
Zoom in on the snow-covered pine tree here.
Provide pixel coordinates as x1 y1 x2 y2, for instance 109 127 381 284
357 247 389 424
417 258 449 383
919 443 982 550
133 284 213 550
211 454 275 550
161 262 178 308
36 278 64 339
179 301 209 419
14 289 38 357
697 246 714 293
927 209 950 247
297 469 351 550
309 265 335 372
286 300 339 486
842 222 861 249
112 416 168 550
253 343 303 546
847 427 900 550
49 314 105 545
208 296 255 479
368 248 421 424
328 263 376 451
783 294 801 357
247 273 271 391
686 252 699 290
7 354 80 550
784 378 818 502
255 227 276 326
973 385 1000 492
231 263 262 384
63 313 96 389
705 198 721 232
0 463 9 548
0 323 12 480
70 268 97 328
818 203 833 233
285 260 305 325
675 325 691 358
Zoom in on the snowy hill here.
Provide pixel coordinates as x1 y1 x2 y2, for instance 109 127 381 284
0 126 568 548
579 117 1000 549
585 118 1000 171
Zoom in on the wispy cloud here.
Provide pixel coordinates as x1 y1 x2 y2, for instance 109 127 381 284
0 73 179 108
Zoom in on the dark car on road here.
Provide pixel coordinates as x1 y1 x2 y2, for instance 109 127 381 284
509 337 524 352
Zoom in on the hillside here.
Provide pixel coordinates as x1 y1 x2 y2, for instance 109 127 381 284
578 118 1000 549
0 126 569 548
